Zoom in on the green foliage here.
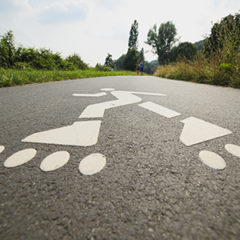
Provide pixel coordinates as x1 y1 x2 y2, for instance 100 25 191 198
139 48 145 63
146 21 177 65
15 47 65 70
212 63 235 86
14 62 32 70
170 42 197 62
155 12 240 88
123 20 141 71
0 30 16 68
155 56 212 83
128 20 139 50
0 69 137 87
0 31 88 71
203 13 240 64
142 61 153 74
115 54 126 70
66 54 88 70
194 39 206 51
155 54 240 88
123 48 140 71
15 47 35 65
144 60 159 74
104 53 114 68
95 63 111 71
149 60 159 70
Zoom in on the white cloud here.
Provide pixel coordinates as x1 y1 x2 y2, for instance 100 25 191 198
0 0 239 66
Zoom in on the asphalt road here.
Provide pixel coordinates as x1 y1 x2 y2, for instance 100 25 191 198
0 76 240 240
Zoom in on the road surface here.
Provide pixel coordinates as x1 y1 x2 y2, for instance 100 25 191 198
0 76 240 239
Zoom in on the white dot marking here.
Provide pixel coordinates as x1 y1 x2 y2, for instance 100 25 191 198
225 144 240 158
79 153 106 175
0 145 5 154
40 151 70 172
4 149 37 168
199 150 226 170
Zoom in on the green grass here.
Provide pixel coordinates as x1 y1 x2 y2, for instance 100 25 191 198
0 69 137 87
154 58 240 88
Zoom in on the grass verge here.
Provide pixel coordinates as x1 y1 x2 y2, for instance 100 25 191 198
154 58 240 88
0 69 137 87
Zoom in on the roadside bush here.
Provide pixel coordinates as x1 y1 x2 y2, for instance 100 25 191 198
14 62 32 70
212 63 234 86
0 31 15 68
0 31 89 71
155 55 211 83
231 65 240 88
95 63 111 72
66 54 88 70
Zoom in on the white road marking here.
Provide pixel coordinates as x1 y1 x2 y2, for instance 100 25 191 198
139 101 180 118
79 91 142 118
199 150 226 170
79 153 106 175
100 88 115 91
79 90 166 118
4 148 37 168
19 90 166 150
73 92 106 97
130 91 166 97
225 144 240 158
40 151 70 172
22 121 102 146
180 117 232 146
0 145 5 153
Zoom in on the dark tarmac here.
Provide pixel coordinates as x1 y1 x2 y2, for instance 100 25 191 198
0 76 240 239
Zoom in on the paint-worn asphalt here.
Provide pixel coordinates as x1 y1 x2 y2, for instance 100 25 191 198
0 76 240 240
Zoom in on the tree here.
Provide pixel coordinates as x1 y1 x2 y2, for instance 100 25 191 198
128 20 139 50
66 54 88 70
170 42 197 62
124 20 140 71
115 54 126 70
123 48 139 71
146 21 177 65
203 13 240 63
194 39 206 51
139 48 145 63
0 30 16 68
104 53 114 68
15 47 67 70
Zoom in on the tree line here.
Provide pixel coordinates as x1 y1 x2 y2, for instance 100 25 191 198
154 12 240 88
1 11 239 86
0 31 88 71
103 20 200 74
0 21 200 74
103 11 239 88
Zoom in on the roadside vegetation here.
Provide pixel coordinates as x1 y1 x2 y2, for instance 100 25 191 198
0 69 136 87
0 31 137 87
1 12 239 88
104 20 158 74
153 13 240 88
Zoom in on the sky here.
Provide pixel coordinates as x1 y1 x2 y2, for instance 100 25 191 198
0 0 239 66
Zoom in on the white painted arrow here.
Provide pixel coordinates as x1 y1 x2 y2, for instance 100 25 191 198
180 117 232 146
